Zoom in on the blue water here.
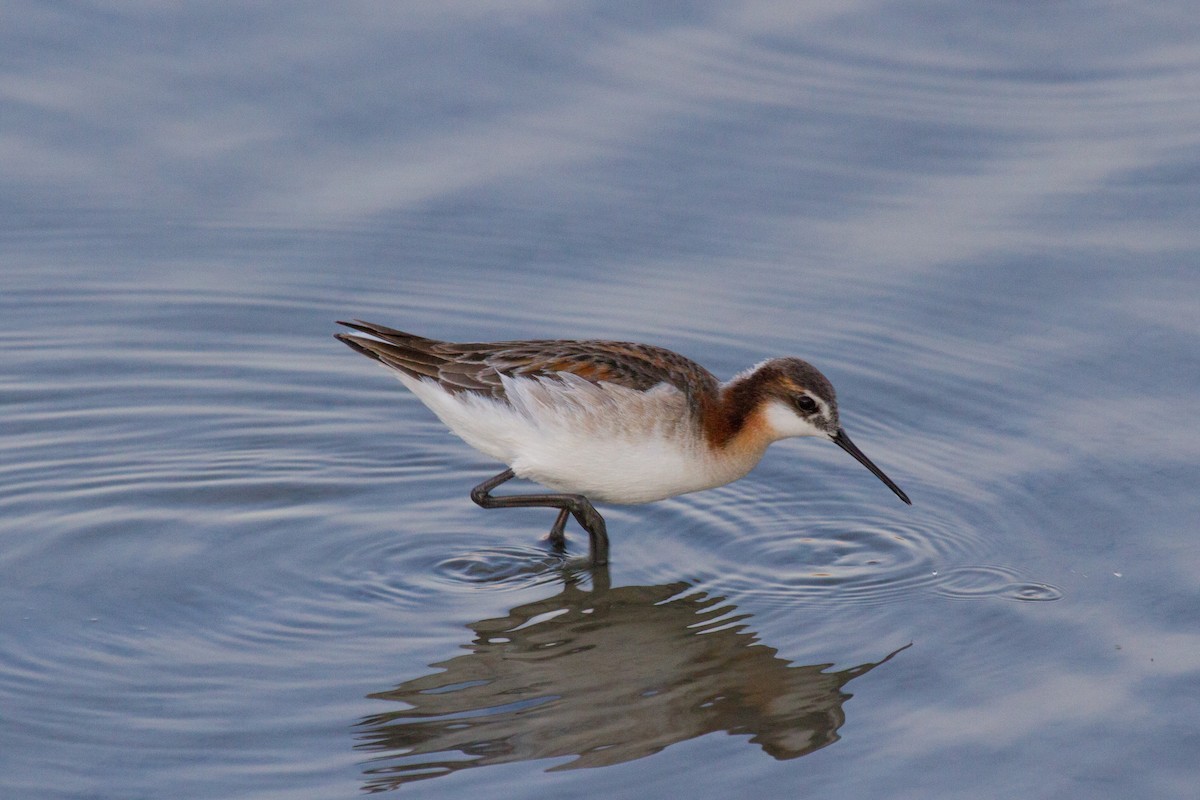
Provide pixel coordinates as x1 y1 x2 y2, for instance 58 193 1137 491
3 3 1199 799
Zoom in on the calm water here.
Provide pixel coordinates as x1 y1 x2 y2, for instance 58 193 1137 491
3 3 1200 799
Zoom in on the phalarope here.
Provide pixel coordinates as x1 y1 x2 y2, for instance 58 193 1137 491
336 320 910 566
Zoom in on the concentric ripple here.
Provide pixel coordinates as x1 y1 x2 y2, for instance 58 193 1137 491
932 565 1063 602
659 478 986 607
434 546 587 590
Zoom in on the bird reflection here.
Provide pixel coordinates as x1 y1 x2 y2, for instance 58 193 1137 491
356 569 908 791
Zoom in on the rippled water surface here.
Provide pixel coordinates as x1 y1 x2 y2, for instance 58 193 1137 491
3 3 1200 799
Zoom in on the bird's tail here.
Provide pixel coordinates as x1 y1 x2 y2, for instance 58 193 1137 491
334 320 447 380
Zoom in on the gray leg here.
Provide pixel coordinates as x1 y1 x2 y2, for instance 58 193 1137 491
470 469 610 566
548 509 570 550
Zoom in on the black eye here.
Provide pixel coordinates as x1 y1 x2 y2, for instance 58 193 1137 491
794 395 818 414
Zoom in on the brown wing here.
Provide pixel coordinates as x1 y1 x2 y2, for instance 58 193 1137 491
335 320 720 406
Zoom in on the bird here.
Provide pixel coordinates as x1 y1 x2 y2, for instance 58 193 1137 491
335 319 910 566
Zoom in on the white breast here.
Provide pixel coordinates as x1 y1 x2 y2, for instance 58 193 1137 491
396 373 762 504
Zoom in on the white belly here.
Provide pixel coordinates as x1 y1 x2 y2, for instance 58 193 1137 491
397 373 759 503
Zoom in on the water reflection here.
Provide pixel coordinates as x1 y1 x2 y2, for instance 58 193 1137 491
356 570 909 791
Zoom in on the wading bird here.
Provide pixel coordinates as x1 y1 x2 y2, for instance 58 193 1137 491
336 320 910 566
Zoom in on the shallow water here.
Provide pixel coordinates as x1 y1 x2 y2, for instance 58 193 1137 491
3 3 1200 799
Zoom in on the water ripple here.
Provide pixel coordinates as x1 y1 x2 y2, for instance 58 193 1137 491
932 565 1063 602
433 546 583 590
646 478 983 607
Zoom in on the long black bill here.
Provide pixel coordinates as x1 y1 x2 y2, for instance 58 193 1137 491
831 428 912 505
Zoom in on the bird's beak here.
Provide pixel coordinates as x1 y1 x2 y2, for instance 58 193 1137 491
831 428 911 505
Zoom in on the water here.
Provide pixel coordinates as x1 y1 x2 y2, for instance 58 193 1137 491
3 3 1199 798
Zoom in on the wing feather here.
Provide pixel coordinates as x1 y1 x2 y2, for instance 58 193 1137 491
335 321 720 411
